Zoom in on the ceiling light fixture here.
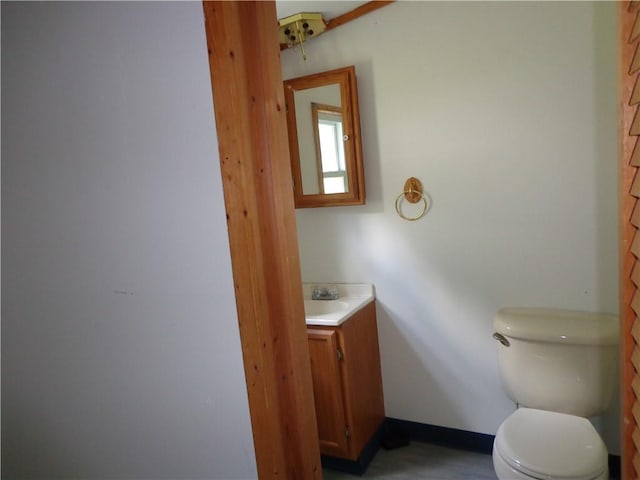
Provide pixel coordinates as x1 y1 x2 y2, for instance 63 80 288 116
278 12 326 60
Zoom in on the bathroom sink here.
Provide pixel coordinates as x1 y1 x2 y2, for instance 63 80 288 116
302 283 374 326
304 300 351 317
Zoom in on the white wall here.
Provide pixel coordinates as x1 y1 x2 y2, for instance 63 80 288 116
282 1 620 453
2 2 257 478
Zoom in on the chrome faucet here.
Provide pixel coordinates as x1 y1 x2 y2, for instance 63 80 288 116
312 286 339 300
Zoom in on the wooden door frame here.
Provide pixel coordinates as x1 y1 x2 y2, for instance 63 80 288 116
621 2 640 478
202 2 321 478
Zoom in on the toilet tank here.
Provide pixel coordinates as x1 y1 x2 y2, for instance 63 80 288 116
493 307 619 417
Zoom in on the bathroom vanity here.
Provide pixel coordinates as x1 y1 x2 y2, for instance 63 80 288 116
303 284 385 471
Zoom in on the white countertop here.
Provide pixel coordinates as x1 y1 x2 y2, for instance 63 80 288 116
302 283 375 326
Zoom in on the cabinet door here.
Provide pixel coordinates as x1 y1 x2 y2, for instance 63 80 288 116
307 328 349 457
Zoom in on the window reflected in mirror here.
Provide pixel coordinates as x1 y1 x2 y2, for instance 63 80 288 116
312 103 348 194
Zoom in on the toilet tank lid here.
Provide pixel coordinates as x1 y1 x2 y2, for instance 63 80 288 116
494 307 619 345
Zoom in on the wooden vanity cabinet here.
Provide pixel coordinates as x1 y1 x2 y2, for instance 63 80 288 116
306 300 385 461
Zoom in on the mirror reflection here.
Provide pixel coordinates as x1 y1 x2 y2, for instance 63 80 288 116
292 83 346 195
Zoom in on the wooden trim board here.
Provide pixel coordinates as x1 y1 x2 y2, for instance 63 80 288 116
202 2 322 478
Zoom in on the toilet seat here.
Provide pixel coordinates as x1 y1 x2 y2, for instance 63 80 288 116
494 408 607 480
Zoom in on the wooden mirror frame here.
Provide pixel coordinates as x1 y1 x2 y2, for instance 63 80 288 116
284 65 365 208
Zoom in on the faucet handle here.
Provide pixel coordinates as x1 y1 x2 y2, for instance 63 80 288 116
311 286 339 300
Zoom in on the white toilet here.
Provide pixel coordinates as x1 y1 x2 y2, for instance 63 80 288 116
492 307 619 480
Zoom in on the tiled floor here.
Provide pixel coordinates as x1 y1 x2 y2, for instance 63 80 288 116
322 442 497 480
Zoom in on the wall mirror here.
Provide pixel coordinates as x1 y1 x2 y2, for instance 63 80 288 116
284 65 365 208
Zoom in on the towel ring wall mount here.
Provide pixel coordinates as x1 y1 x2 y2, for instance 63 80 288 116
395 177 429 221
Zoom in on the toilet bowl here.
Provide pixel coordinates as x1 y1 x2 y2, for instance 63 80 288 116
493 408 608 480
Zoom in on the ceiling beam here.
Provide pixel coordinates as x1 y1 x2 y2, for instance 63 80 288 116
325 0 394 33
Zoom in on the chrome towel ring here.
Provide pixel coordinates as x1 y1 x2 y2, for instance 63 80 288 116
395 177 429 221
